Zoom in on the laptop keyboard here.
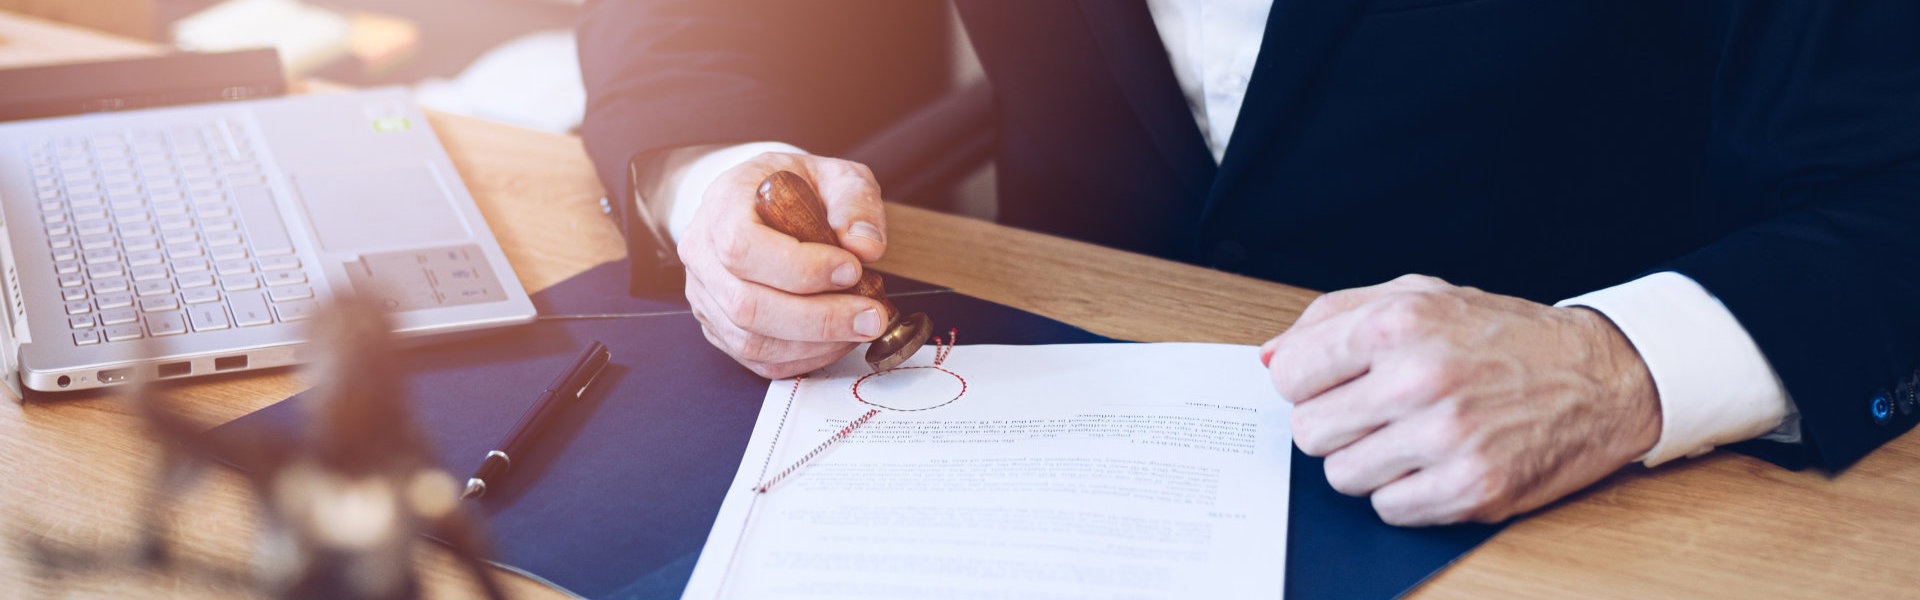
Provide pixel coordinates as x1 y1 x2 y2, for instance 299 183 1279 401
26 119 320 347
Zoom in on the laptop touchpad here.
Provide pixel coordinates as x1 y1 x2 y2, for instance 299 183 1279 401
291 164 472 253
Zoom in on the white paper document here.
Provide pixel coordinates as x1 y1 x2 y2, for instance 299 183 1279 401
683 343 1292 600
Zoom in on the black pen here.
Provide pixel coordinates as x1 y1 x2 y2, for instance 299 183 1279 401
463 340 612 499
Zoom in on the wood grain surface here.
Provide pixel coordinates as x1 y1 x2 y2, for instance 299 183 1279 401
3 10 1918 600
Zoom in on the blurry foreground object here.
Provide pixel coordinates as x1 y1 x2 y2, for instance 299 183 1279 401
413 30 583 134
26 294 507 600
172 0 349 74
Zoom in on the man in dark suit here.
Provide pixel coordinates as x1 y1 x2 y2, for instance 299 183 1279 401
576 1 1920 525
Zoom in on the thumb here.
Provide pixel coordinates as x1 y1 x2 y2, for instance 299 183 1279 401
806 158 888 263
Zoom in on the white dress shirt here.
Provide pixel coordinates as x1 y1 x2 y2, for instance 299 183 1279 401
638 0 1799 466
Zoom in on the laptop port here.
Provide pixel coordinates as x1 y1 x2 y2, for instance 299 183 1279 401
157 361 191 379
214 355 248 372
56 375 71 388
97 368 132 384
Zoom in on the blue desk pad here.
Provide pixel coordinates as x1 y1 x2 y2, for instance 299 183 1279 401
214 259 1499 599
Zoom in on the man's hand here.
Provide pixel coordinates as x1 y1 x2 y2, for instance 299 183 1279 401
678 152 888 378
1261 275 1661 526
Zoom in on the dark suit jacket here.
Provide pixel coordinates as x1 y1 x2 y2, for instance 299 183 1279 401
578 0 1920 471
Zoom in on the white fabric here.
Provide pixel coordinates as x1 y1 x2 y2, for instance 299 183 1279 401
1559 272 1800 466
635 4 1801 467
639 142 804 242
1143 0 1274 163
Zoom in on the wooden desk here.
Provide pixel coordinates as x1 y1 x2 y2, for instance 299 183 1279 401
3 11 1916 599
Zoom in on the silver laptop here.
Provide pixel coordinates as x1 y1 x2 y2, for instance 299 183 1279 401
0 87 537 395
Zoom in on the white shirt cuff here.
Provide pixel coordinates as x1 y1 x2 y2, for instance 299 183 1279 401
1558 271 1800 467
634 141 808 243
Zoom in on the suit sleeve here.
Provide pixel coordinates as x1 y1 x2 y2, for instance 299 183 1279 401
1665 1 1920 471
575 0 948 294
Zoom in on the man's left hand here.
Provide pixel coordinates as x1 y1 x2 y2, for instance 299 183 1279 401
1261 275 1662 526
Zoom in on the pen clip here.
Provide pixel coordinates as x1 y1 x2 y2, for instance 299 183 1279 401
574 351 611 399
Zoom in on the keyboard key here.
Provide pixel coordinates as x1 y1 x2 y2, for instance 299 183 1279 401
259 256 300 272
264 270 307 287
175 257 211 274
187 304 231 331
145 312 187 337
211 246 248 262
124 236 160 252
158 215 194 231
45 223 71 237
168 244 205 260
79 235 115 251
54 260 80 275
228 291 273 327
206 231 243 248
121 224 157 238
64 300 91 315
222 275 260 291
93 277 129 293
109 197 144 211
59 274 85 288
179 272 217 289
155 202 189 216
163 230 200 245
87 262 125 279
275 299 317 322
191 190 225 205
135 280 173 297
42 212 66 224
82 249 118 264
233 186 295 256
61 288 88 302
49 235 76 250
183 288 221 304
215 259 253 276
268 285 313 302
131 264 169 282
68 193 104 208
139 296 179 312
115 210 152 225
72 206 108 221
201 218 236 232
73 330 101 346
103 323 144 342
75 220 112 236
69 315 96 329
100 308 138 325
96 292 133 309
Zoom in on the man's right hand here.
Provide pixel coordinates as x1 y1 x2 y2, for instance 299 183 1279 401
677 152 890 379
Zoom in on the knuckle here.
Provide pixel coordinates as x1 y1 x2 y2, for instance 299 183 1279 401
1460 460 1512 510
1322 453 1365 496
734 333 779 363
1370 294 1434 341
1291 411 1332 456
1393 273 1450 289
1401 356 1456 395
1371 496 1416 527
713 229 754 272
722 287 763 331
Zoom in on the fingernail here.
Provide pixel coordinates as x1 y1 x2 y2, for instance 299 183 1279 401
1260 345 1276 367
832 262 859 287
848 221 884 245
854 309 883 338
